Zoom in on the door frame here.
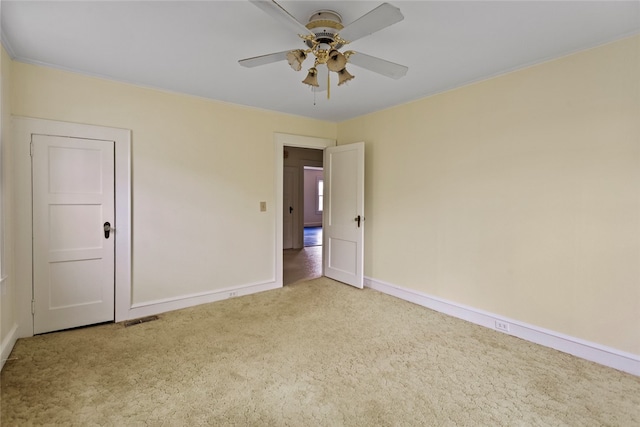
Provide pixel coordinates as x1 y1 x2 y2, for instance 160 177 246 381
274 133 334 286
13 116 131 337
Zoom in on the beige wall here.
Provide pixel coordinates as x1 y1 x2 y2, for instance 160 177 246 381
4 34 638 359
1 44 16 354
338 35 640 355
10 62 337 304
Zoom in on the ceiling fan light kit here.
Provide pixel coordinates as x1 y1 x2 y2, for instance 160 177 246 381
327 49 347 72
337 68 355 86
286 50 307 71
240 1 409 100
302 67 320 87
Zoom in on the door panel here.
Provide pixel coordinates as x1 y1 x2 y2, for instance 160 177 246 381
32 135 115 334
49 260 104 308
323 142 365 288
283 166 297 249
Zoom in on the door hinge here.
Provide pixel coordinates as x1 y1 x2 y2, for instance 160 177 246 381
31 299 35 315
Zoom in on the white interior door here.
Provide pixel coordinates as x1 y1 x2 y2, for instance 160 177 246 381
323 142 365 288
32 134 115 334
283 166 297 249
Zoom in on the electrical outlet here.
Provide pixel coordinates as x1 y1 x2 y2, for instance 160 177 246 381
229 291 238 298
495 320 510 333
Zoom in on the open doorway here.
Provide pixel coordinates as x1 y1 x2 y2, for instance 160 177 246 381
283 147 323 285
303 166 323 247
276 135 365 289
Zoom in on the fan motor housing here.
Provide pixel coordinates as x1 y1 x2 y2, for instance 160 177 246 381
305 10 344 49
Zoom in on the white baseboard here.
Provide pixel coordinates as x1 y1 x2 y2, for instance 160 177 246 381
1 323 19 371
128 280 281 320
364 277 640 376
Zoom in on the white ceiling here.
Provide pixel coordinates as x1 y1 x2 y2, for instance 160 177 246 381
2 1 639 122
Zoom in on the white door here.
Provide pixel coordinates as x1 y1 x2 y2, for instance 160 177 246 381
283 166 297 249
32 135 115 334
323 142 365 288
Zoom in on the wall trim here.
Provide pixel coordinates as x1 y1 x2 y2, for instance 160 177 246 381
364 276 640 376
128 280 280 320
1 323 19 371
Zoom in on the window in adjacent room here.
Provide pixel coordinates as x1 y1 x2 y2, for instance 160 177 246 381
317 177 324 214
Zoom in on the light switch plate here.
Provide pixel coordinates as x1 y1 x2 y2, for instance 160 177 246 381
260 201 267 212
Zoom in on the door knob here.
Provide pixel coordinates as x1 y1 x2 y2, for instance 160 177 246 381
289 206 293 214
104 222 112 239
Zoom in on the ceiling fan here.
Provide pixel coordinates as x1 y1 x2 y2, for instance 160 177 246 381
238 1 408 97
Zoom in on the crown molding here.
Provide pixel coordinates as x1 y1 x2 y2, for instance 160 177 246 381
0 27 16 59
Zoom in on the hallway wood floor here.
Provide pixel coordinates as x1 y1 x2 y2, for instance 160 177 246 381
303 226 322 247
283 246 322 286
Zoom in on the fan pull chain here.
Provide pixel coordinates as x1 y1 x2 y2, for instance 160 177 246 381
327 71 331 100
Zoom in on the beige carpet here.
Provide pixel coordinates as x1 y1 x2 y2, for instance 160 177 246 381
2 277 639 425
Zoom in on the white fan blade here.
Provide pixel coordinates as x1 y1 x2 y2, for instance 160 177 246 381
238 50 290 68
338 3 404 44
347 52 408 79
249 0 314 37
